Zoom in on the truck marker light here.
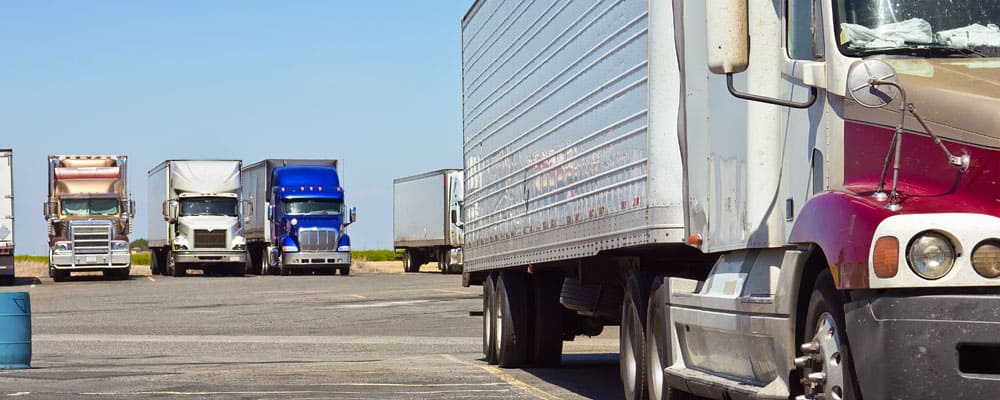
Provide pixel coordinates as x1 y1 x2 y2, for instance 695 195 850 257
687 234 702 246
972 241 1000 278
318 186 323 191
309 186 314 191
873 236 899 278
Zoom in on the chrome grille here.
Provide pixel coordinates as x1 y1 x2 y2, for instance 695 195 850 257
298 228 337 252
194 230 227 249
71 222 112 255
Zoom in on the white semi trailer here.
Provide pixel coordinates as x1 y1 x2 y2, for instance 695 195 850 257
463 1 1000 400
148 160 250 277
393 169 464 274
0 149 13 285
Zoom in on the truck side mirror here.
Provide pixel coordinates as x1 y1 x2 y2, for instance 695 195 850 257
43 201 54 219
705 0 749 75
451 208 458 224
267 204 274 221
705 0 817 108
129 199 136 217
347 207 357 226
164 200 178 222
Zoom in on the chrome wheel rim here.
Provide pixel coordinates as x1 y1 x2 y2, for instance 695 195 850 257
800 312 845 400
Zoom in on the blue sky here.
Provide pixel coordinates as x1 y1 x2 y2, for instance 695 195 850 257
0 1 474 255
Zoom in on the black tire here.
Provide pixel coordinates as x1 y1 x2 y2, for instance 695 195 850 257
799 271 859 400
280 265 291 276
645 276 697 400
402 250 419 273
437 248 449 274
51 267 68 282
496 271 530 368
260 248 272 275
339 266 350 276
622 272 652 400
150 249 161 275
167 251 184 277
104 268 130 280
530 271 563 367
483 273 499 364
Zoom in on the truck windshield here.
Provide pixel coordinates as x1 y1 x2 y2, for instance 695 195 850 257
61 198 119 216
837 1 1000 56
180 197 238 217
282 198 343 216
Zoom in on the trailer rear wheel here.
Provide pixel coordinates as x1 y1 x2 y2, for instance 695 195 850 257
622 272 651 400
403 250 420 273
150 249 161 275
530 271 563 367
645 276 696 400
437 248 449 274
483 273 498 364
496 271 529 368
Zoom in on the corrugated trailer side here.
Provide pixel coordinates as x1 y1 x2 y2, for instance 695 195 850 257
461 0 685 273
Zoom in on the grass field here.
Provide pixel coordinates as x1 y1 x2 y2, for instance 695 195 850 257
13 253 406 278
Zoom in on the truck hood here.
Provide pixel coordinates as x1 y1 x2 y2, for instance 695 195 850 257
285 215 343 230
848 58 1000 147
178 215 239 230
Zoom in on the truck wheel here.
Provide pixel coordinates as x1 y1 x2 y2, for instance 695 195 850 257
483 273 498 364
437 248 449 274
403 250 419 273
150 249 160 275
495 271 529 368
167 251 184 277
622 272 651 400
260 248 271 275
645 276 696 400
104 268 130 280
280 266 290 276
530 271 563 367
51 266 68 282
798 271 859 400
339 266 350 276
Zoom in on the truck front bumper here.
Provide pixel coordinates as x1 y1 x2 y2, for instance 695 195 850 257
50 252 130 270
175 251 247 264
846 293 1000 400
283 251 351 268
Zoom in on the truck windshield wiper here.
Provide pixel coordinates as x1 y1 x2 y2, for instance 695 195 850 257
854 45 984 57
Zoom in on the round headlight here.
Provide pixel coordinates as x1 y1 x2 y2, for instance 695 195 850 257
972 241 1000 278
907 232 955 280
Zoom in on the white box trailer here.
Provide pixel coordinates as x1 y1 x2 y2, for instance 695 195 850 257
148 160 249 276
393 169 463 273
0 149 13 285
463 1 1000 399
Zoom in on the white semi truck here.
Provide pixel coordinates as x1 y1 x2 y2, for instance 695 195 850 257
463 1 1000 400
0 149 13 285
148 160 250 277
393 169 463 274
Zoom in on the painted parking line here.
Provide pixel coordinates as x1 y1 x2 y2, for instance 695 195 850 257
440 354 561 400
147 276 156 282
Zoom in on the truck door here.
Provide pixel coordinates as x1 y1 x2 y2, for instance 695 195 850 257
782 0 831 229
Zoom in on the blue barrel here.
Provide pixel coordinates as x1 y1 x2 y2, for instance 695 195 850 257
0 292 30 369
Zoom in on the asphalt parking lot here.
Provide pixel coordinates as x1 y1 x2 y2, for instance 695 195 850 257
0 262 622 399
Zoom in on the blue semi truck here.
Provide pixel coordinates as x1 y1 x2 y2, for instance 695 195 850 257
242 159 355 275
